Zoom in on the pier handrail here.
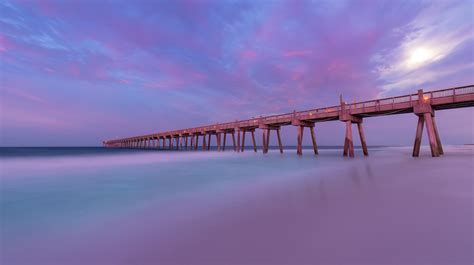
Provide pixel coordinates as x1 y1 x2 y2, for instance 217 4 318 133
106 85 473 143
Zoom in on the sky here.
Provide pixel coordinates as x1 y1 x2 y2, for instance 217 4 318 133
0 0 473 146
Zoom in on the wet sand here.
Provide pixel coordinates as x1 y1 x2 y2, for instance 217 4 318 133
2 146 473 264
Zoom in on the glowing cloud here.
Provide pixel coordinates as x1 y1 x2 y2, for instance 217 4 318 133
373 1 473 95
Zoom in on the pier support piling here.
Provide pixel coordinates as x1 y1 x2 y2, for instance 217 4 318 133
432 117 443 155
339 96 364 157
343 121 355 157
292 120 315 156
251 130 257 152
412 89 443 157
231 132 236 151
217 133 221 151
276 128 283 154
241 130 246 152
297 126 303 155
262 129 268 153
259 125 281 154
223 132 227 151
265 129 270 153
357 123 368 156
202 134 207 150
236 129 241 152
309 127 318 155
207 134 211 151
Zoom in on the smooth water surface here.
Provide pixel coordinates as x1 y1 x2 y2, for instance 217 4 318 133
1 146 473 264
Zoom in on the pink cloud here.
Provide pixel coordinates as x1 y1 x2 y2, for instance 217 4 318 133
283 50 313 57
240 49 258 60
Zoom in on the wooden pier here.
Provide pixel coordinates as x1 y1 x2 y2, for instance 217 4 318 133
104 85 474 157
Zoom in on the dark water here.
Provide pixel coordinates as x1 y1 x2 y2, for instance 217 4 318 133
0 145 390 158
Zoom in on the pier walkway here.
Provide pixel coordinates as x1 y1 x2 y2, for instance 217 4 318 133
104 85 474 157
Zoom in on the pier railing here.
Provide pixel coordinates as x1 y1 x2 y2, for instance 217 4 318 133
105 85 474 158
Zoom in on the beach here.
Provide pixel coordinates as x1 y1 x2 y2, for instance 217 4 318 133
1 146 473 264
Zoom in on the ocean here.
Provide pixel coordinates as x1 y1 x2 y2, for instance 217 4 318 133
1 146 473 264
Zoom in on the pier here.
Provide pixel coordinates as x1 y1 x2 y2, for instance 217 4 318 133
104 85 474 157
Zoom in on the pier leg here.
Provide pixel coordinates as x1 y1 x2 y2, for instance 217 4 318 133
357 123 368 156
266 129 270 153
424 113 440 157
232 132 236 151
185 136 188 149
432 116 444 155
223 132 227 151
203 134 207 151
251 130 257 152
195 135 199 150
276 129 283 153
217 133 221 151
176 137 179 150
310 126 318 155
190 136 194 149
237 130 241 153
345 121 354 157
262 130 268 154
207 134 211 151
241 131 246 152
297 126 303 155
343 136 348 156
169 138 172 149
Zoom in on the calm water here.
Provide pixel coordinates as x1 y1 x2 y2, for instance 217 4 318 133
1 146 473 264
